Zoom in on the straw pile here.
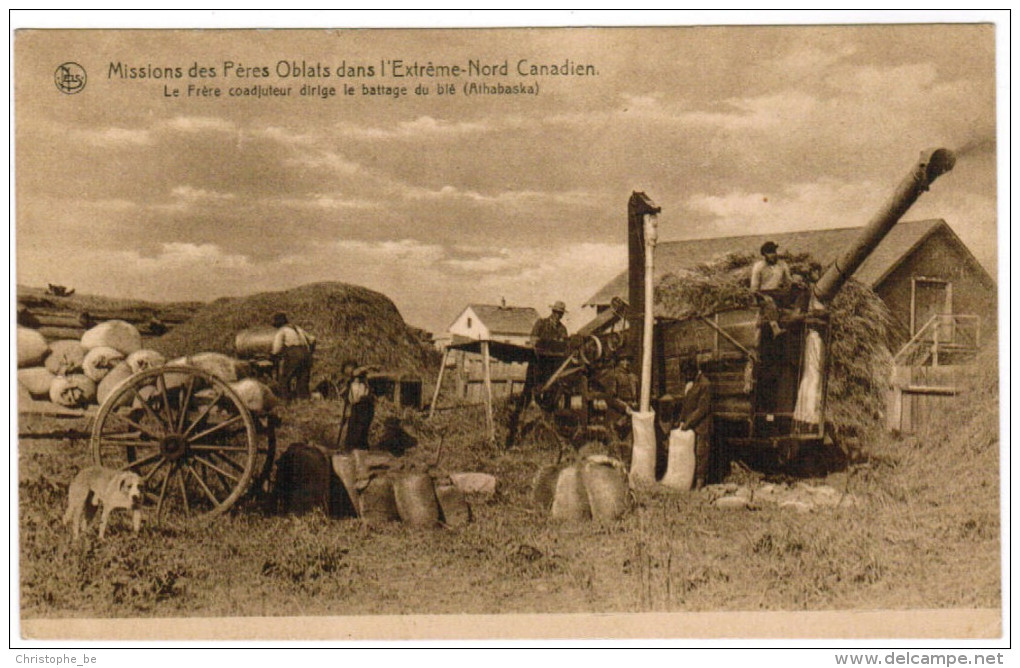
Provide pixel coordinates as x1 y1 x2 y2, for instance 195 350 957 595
153 282 436 384
654 251 893 458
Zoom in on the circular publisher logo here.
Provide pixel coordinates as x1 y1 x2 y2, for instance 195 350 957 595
54 62 86 94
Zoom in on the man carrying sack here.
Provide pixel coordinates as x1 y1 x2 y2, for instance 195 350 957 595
270 312 316 401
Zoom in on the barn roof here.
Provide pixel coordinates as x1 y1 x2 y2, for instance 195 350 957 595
459 304 540 335
584 219 973 307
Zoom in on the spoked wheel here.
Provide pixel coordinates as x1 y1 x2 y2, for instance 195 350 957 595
91 366 258 523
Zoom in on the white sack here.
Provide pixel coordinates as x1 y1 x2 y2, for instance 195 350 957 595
18 327 48 368
97 361 135 406
81 320 142 355
18 367 56 398
82 346 125 382
126 349 166 373
628 410 657 488
660 429 696 491
44 340 87 375
49 374 96 408
229 378 278 414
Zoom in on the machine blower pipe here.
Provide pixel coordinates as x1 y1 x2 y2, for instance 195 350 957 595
813 147 956 304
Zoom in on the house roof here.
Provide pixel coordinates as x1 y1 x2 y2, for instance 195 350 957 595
585 219 972 307
455 304 540 336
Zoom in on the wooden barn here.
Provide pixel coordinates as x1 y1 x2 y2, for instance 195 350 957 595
584 218 997 434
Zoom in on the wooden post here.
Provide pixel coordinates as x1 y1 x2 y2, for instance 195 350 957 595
481 340 495 443
428 347 451 420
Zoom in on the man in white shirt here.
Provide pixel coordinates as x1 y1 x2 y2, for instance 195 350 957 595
271 312 317 400
750 241 792 338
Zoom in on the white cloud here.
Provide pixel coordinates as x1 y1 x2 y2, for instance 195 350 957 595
170 186 236 202
164 116 237 134
75 126 153 147
339 115 497 140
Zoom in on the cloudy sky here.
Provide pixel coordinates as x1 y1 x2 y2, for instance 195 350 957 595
15 23 998 334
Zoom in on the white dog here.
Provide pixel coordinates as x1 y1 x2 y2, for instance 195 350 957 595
63 467 144 539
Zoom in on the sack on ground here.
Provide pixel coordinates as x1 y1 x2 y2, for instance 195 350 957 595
435 482 471 527
45 340 86 375
126 349 166 373
165 352 238 387
18 327 48 368
450 472 497 496
550 465 591 522
273 442 331 515
96 362 135 406
581 455 629 522
83 346 126 382
628 410 657 488
660 429 696 491
393 473 441 527
18 367 55 398
357 473 400 524
49 374 96 408
81 320 142 355
230 378 278 414
531 465 560 512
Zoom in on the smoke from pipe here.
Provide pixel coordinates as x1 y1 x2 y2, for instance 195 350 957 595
954 135 996 159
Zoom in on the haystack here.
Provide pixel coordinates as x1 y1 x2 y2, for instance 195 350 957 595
654 251 893 458
153 282 436 384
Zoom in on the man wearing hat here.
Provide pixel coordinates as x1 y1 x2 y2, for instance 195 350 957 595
530 300 569 354
270 312 317 400
750 241 793 337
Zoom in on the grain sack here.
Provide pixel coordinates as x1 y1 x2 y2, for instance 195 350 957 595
49 374 96 408
126 349 166 373
234 326 278 358
435 483 471 527
449 472 497 496
531 465 560 512
17 327 48 368
18 367 56 398
356 473 400 524
81 320 142 355
393 473 441 527
229 378 278 414
44 340 87 375
165 352 238 389
97 362 135 406
550 465 591 522
660 429 696 491
581 455 629 522
331 454 359 517
82 346 126 382
628 410 657 488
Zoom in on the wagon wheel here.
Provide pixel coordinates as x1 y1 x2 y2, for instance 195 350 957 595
91 366 258 523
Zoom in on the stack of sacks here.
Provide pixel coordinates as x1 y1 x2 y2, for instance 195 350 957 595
335 450 473 528
532 454 630 523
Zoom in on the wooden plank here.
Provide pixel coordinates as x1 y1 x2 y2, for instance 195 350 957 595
427 348 450 419
481 340 495 443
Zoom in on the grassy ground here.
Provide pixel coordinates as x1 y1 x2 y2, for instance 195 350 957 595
19 355 1000 618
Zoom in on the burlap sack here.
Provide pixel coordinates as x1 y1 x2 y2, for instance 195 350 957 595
49 374 97 408
393 473 441 528
18 367 55 398
550 465 591 522
581 455 629 522
44 340 87 375
229 379 278 414
435 483 471 527
96 362 134 406
17 327 48 368
660 429 696 491
531 465 560 513
126 349 166 373
81 320 142 355
83 346 126 382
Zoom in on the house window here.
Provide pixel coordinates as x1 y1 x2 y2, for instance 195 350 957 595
467 317 472 329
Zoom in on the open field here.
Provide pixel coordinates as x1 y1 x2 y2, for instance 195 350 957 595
18 351 999 620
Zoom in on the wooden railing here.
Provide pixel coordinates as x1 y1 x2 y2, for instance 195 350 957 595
894 314 981 367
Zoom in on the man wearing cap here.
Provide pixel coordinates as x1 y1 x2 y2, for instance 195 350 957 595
750 241 793 337
334 360 375 452
677 357 713 490
271 312 317 401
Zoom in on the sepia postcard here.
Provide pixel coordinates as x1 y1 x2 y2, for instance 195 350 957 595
12 17 1005 646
